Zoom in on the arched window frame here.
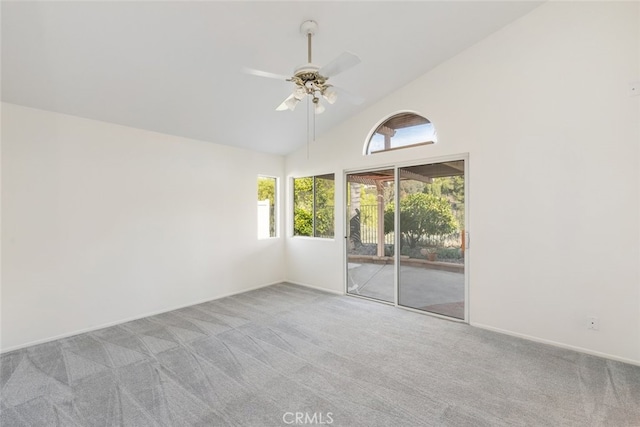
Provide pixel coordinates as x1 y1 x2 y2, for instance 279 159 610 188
363 111 437 156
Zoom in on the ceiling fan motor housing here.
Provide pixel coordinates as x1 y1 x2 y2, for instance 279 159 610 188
292 64 328 98
300 20 318 36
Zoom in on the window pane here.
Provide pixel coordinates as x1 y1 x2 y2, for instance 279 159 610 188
293 177 313 237
346 169 395 302
366 112 436 154
314 175 335 238
398 161 465 320
257 176 277 238
293 174 335 238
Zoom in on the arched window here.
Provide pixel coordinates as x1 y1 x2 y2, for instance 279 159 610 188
365 112 437 155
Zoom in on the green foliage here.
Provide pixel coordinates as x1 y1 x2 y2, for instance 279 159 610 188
314 177 335 237
399 180 425 198
294 207 313 236
315 206 334 238
423 176 465 225
384 193 458 248
257 177 276 204
293 177 313 236
293 177 313 207
436 247 462 260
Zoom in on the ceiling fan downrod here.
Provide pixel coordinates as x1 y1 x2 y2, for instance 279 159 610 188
300 20 317 64
308 29 312 63
294 20 331 113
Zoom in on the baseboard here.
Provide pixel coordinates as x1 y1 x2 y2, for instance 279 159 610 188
0 280 284 354
285 280 345 296
471 322 640 367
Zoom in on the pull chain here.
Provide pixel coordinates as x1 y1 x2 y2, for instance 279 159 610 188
306 97 310 159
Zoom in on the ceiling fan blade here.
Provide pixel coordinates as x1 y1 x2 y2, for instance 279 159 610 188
319 52 361 78
332 85 365 105
276 94 298 111
242 67 290 81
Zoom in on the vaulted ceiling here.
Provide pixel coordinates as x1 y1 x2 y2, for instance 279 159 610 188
2 1 543 155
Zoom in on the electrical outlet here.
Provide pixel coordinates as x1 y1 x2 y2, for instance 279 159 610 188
587 316 599 330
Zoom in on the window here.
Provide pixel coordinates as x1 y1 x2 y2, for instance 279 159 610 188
257 176 277 238
365 112 436 155
293 174 335 238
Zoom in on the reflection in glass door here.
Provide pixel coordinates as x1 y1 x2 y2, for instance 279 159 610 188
346 169 395 303
397 161 465 319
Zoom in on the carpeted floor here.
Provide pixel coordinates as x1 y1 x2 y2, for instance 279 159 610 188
1 282 639 426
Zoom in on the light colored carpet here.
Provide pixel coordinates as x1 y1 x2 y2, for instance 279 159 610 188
1 283 639 426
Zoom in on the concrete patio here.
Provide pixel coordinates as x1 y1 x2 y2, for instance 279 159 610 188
347 261 465 319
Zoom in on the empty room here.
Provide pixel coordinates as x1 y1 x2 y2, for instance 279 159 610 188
1 1 639 426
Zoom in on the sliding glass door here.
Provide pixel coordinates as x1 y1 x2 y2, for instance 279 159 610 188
346 169 395 303
345 159 467 321
397 161 465 319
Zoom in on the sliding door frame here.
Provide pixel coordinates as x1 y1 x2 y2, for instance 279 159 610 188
343 153 470 323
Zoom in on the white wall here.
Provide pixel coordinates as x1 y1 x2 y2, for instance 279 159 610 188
1 103 285 351
285 1 640 364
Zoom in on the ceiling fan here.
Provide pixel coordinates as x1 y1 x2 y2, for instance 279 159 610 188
243 20 363 114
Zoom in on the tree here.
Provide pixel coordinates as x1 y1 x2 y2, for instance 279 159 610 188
294 207 313 236
293 177 314 236
293 176 335 237
257 177 276 204
384 193 457 248
423 176 464 225
314 176 335 237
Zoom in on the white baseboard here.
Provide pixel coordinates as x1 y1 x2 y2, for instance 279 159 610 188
284 281 345 296
471 322 640 367
0 280 284 354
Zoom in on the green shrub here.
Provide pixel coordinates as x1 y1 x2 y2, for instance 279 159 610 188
294 208 313 236
436 247 462 259
384 193 457 248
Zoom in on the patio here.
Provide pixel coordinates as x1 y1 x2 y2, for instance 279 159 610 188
347 261 465 319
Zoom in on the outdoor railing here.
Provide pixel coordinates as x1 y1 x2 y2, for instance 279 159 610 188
349 204 461 247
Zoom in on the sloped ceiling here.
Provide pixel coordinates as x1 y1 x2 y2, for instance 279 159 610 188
2 1 543 155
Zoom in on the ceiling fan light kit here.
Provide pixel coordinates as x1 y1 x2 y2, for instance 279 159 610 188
243 19 362 115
